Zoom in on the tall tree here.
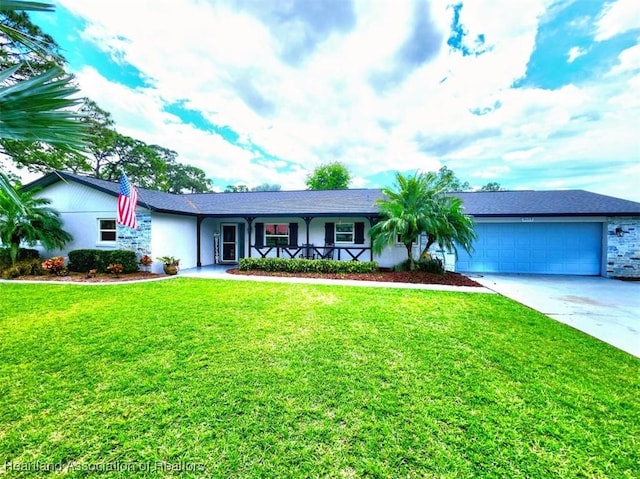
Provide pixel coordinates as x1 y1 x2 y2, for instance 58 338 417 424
80 98 117 177
480 181 505 191
306 162 351 190
76 100 213 193
0 185 72 265
1 138 87 174
434 166 470 192
369 171 476 270
251 183 281 192
164 163 213 193
225 184 249 193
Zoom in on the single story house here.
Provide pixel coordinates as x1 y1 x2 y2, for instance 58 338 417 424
23 171 640 278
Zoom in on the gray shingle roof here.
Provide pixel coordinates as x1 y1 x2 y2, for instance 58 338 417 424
25 171 640 217
185 188 385 216
453 190 640 216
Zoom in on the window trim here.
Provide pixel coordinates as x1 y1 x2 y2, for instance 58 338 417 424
335 222 354 244
264 223 290 247
98 218 117 243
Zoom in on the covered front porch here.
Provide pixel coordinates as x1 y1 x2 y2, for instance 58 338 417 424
195 214 380 267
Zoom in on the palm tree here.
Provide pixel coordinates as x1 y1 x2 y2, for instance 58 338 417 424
0 186 72 265
369 171 476 270
418 195 476 260
1 1 88 202
0 1 87 191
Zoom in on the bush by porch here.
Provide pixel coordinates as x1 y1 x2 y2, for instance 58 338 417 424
239 257 378 274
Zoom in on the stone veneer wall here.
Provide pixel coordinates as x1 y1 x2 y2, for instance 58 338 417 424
117 213 151 257
606 216 640 278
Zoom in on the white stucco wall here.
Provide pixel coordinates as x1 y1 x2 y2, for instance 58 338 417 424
32 181 153 258
199 219 215 267
151 213 198 274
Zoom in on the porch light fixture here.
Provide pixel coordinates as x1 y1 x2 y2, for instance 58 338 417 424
615 226 625 237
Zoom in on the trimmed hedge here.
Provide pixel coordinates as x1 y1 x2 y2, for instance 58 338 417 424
394 257 445 274
105 250 139 274
68 249 103 273
68 249 139 274
239 257 378 274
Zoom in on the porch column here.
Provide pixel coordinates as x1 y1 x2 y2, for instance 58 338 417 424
302 216 313 259
367 216 378 262
302 216 313 244
244 216 256 258
196 215 204 267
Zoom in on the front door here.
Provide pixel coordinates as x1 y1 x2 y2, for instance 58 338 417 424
221 224 237 262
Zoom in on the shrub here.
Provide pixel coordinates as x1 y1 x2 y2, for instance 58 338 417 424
0 248 40 270
393 257 445 274
68 249 139 273
416 257 445 274
139 254 153 267
68 249 104 273
1 259 46 279
107 263 124 276
239 257 378 274
42 256 67 276
105 250 138 273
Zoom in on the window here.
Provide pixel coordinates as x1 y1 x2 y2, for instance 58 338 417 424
335 223 354 243
99 219 117 242
265 224 289 246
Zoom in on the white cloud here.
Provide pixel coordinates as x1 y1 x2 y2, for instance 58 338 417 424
72 67 257 187
607 42 640 76
46 0 640 201
595 0 640 41
567 46 587 62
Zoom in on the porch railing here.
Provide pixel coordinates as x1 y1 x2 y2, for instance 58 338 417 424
251 245 372 262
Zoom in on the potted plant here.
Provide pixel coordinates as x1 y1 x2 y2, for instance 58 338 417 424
157 256 180 275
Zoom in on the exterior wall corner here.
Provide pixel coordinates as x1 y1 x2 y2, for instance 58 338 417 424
117 213 152 258
605 216 640 278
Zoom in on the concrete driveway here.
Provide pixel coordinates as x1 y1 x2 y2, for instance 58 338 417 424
472 274 640 358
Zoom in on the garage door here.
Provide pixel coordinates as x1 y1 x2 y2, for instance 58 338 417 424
455 222 602 275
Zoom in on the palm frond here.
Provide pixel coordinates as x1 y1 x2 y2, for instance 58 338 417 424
0 1 54 11
0 64 88 152
0 170 25 213
0 1 60 61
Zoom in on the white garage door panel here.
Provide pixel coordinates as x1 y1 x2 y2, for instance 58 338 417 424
456 223 602 275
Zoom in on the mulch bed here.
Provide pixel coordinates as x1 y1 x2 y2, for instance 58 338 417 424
227 269 483 287
8 269 482 287
8 271 164 283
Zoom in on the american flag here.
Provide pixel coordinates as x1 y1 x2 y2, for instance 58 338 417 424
117 173 138 229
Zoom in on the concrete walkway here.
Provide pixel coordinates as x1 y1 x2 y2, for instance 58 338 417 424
472 274 640 358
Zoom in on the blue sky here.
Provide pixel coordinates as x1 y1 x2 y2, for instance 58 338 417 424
30 0 640 200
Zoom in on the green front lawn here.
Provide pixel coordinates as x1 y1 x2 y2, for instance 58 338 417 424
0 279 638 478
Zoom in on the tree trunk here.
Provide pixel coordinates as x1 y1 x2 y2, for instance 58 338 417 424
9 242 19 265
405 242 415 271
420 233 436 259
